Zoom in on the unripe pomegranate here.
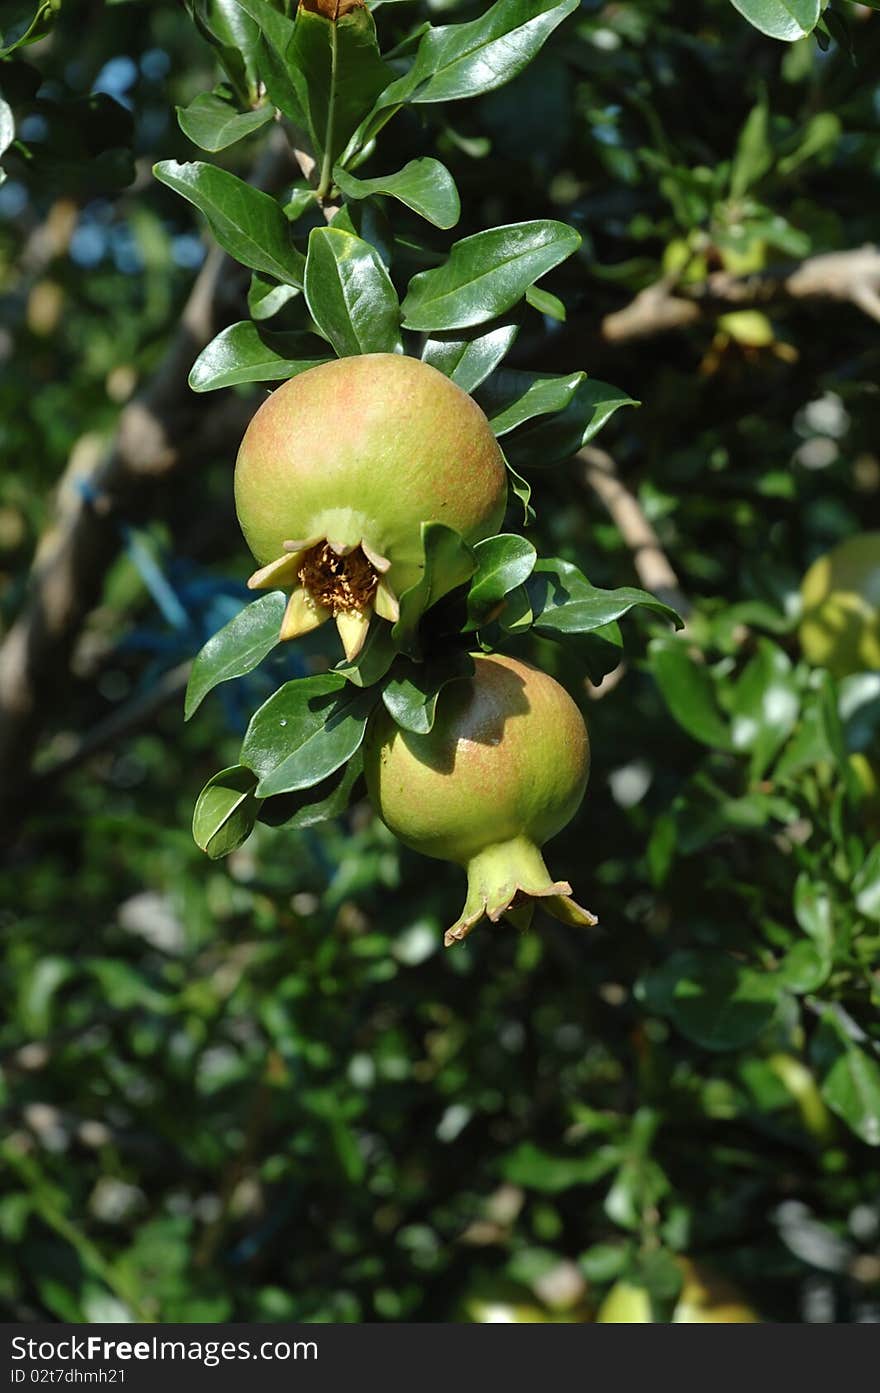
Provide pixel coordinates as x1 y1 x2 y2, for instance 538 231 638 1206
235 354 507 659
363 653 595 946
799 532 880 678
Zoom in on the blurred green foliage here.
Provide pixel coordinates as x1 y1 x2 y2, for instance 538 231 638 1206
2 0 880 1324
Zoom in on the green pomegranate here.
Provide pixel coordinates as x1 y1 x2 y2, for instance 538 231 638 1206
363 652 595 946
799 532 880 678
234 353 507 660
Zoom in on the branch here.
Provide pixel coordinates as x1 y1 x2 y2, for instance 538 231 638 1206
0 134 294 821
579 445 690 618
601 245 880 344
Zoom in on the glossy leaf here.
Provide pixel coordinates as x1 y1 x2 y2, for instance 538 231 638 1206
268 0 392 176
729 640 800 779
257 31 307 126
640 949 779 1051
505 456 533 524
330 198 393 268
822 1044 880 1146
528 561 682 641
176 89 274 151
650 639 733 750
185 592 287 719
525 283 565 321
241 673 377 798
230 0 302 121
393 523 477 654
304 227 402 356
333 621 398 689
382 651 475 734
188 0 263 100
775 676 844 781
466 534 537 629
504 379 639 471
247 272 300 321
334 158 460 229
378 0 579 106
189 322 330 392
401 220 581 332
257 752 364 831
421 324 518 394
728 0 821 41
153 160 305 286
192 765 262 860
854 845 880 924
477 369 586 437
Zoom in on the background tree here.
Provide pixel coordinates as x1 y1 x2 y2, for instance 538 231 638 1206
1 0 879 1324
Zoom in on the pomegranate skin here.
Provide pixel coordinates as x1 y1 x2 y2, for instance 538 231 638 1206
234 353 508 594
363 653 595 944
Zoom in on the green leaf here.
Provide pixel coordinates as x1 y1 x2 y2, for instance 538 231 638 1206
640 949 780 1051
241 673 377 798
421 324 519 394
333 621 398 689
822 1044 880 1146
257 752 364 830
729 640 800 779
304 227 402 356
379 0 579 106
730 96 772 200
334 157 460 229
232 0 296 63
504 379 639 471
381 651 475 734
153 160 305 286
528 561 682 641
505 456 533 524
775 675 844 780
329 197 393 267
176 89 274 151
192 765 262 860
650 639 733 750
273 0 392 182
466 534 537 629
476 369 586 437
257 31 308 125
393 523 477 654
502 1141 621 1194
401 220 581 332
248 272 300 321
187 0 263 102
793 873 834 956
728 0 821 41
525 283 566 321
0 1 58 57
188 322 330 393
185 592 287 720
854 845 880 924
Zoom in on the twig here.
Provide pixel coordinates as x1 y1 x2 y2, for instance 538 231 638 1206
33 661 192 786
601 245 880 344
579 445 690 617
0 134 294 823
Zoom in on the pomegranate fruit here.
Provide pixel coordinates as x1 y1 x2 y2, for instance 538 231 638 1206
799 532 880 678
235 353 508 660
363 653 596 946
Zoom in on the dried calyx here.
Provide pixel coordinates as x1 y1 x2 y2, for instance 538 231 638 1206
247 536 400 661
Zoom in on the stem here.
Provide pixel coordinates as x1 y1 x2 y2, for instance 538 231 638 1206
317 19 338 200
